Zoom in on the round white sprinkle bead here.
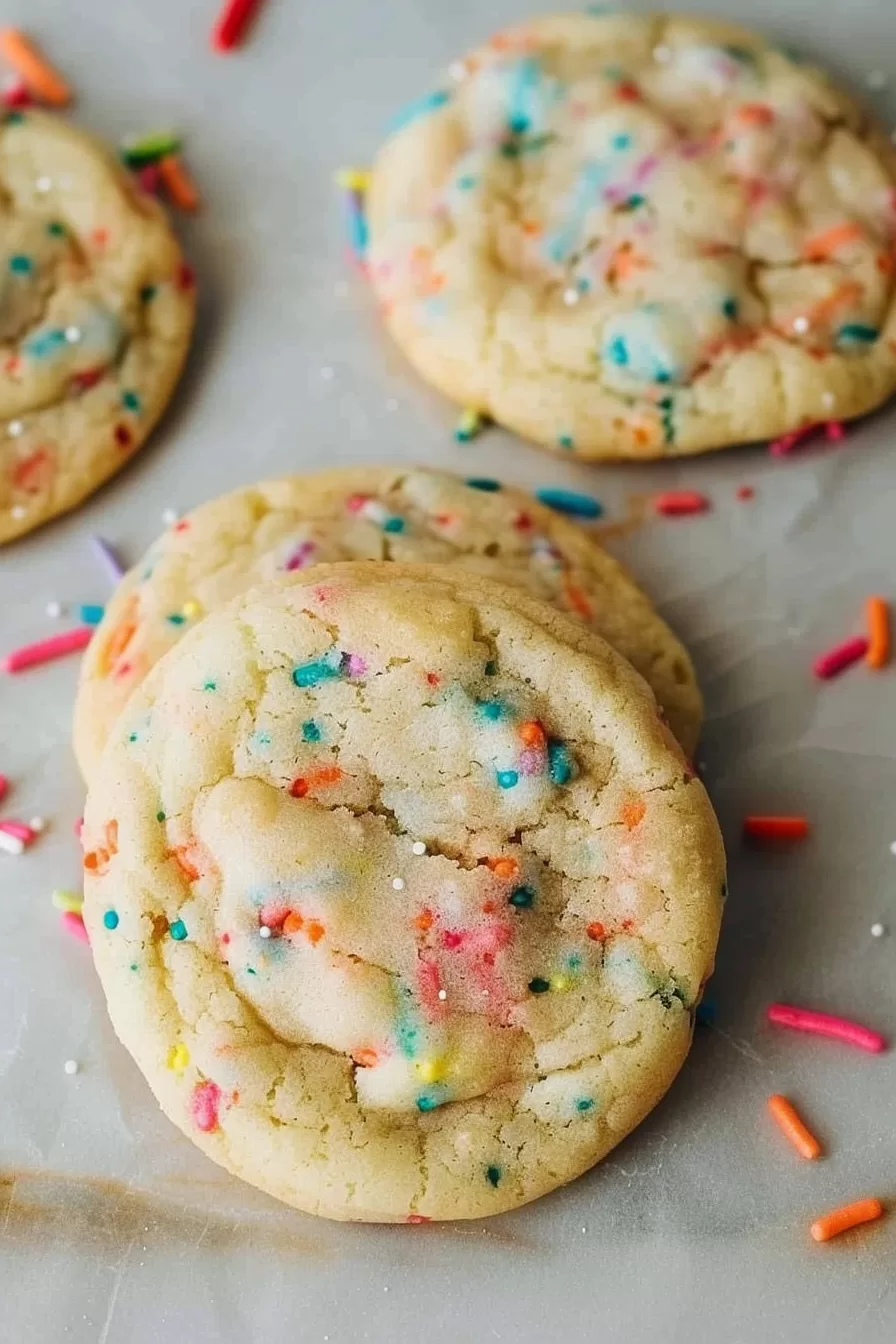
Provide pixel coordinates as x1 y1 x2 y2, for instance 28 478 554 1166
792 316 810 334
412 841 426 856
64 326 82 344
562 286 581 307
8 420 24 437
28 817 46 832
64 1059 79 1075
10 505 26 521
871 922 886 938
259 925 272 939
392 877 405 891
161 508 179 525
46 601 63 619
35 175 52 193
437 989 447 1001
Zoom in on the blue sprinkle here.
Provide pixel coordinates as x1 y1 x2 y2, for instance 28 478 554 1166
103 909 119 930
496 769 519 789
477 699 507 722
465 477 501 492
611 132 632 150
509 885 536 909
389 88 451 132
169 919 188 941
383 516 405 533
8 254 33 275
166 612 186 626
416 1093 441 1112
607 334 629 366
548 741 574 785
535 487 602 519
575 1097 595 1113
79 604 105 625
457 174 477 190
302 720 322 742
293 658 339 688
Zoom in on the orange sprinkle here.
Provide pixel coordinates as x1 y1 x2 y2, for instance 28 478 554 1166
519 720 546 749
481 900 497 914
810 1197 883 1243
83 848 108 873
172 845 200 881
486 857 519 880
586 921 606 941
100 598 138 674
158 154 201 212
563 582 593 620
353 1048 379 1068
0 29 71 106
865 595 890 669
309 764 343 787
282 911 304 936
801 222 864 262
734 102 775 126
305 920 325 945
520 219 543 237
412 908 434 933
621 800 646 830
767 1094 822 1160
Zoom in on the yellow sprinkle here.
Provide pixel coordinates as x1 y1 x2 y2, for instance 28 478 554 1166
182 599 202 619
335 167 370 192
166 1042 190 1074
454 407 484 442
51 888 83 914
415 1057 447 1084
550 974 571 992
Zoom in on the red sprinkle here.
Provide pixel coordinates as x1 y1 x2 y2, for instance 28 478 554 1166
211 0 266 52
743 816 810 843
3 625 92 673
812 635 869 680
767 1003 887 1054
1 77 31 108
769 421 845 457
137 163 161 194
654 491 709 517
176 261 195 291
289 778 309 798
0 773 8 803
736 485 755 501
114 424 132 449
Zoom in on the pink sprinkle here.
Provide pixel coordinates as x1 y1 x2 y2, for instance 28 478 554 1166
345 653 367 677
0 820 36 844
3 626 92 673
73 816 84 838
0 773 8 803
768 421 845 456
2 77 31 109
767 1002 887 1053
812 635 869 680
406 1213 431 1224
137 164 161 194
191 1079 222 1132
518 748 545 776
345 493 369 514
283 540 316 571
825 419 845 441
62 911 89 943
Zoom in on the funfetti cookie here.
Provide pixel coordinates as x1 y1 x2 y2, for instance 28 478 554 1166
82 563 726 1223
73 465 702 780
0 110 195 543
366 11 896 460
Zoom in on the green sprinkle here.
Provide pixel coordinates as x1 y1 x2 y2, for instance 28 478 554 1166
156 811 166 822
509 885 535 909
557 433 575 450
8 254 33 275
721 297 738 320
140 284 157 303
302 720 322 742
484 660 498 676
121 389 142 413
46 221 66 237
486 1165 502 1187
246 966 257 975
128 732 138 743
129 962 139 972
166 612 186 625
575 1097 595 1113
169 919 188 941
103 909 119 930
528 977 551 994
202 680 217 691
465 477 501 492
416 1093 440 1112
120 130 182 168
496 769 519 789
623 193 645 210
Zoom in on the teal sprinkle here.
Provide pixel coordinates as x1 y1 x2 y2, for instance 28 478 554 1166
655 369 671 384
169 919 188 941
46 221 66 237
496 769 519 789
659 395 675 446
302 720 322 742
121 389 142 413
607 335 629 366
557 434 575 450
166 612 186 625
103 909 119 930
140 284 157 302
8 254 33 275
156 811 166 822
535 487 602 519
465 477 501 492
389 88 451 132
246 966 257 976
293 658 339 688
565 952 583 972
24 327 67 359
484 660 498 676
383 516 405 533
486 1165 502 1187
623 194 645 210
837 323 878 345
575 1097 595 1113
528 977 550 994
203 680 217 691
611 132 632 150
509 885 535 909
128 732 138 743
547 741 574 785
416 1093 440 1112
2 111 25 126
477 699 506 722
721 297 738 320
129 962 139 972
79 603 105 625
457 174 477 190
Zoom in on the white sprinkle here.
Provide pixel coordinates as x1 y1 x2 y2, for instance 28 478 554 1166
8 419 24 437
0 831 25 856
259 925 272 939
161 508 179 525
412 841 426 856
821 391 836 410
28 817 45 833
319 366 335 381
437 989 447 1001
10 505 26 520
392 877 405 890
866 70 888 90
64 325 82 344
562 286 581 306
793 316 810 334
383 1287 389 1293
64 1059 79 1076
35 175 52 194
653 44 672 63
871 922 886 938
45 601 63 619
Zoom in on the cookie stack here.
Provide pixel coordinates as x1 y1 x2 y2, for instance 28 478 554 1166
79 469 725 1221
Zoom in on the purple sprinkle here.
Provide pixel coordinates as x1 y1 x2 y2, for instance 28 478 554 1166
90 535 125 584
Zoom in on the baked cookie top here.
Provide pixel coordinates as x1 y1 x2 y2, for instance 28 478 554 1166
82 564 725 1222
0 110 195 542
72 465 702 780
367 12 896 459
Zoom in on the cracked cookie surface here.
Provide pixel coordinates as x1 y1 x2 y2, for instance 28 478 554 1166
82 563 724 1222
367 11 896 459
0 110 195 542
73 465 702 780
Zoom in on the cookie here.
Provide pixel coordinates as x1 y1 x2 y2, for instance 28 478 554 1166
82 563 725 1222
367 12 896 460
73 465 701 779
0 110 195 543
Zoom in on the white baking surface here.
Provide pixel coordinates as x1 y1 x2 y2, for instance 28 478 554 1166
1 2 894 1340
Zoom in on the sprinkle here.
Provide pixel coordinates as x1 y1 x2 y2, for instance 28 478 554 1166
293 658 339 688
412 841 427 855
158 155 200 212
211 0 267 51
8 419 24 437
743 815 810 843
301 720 322 742
534 486 602 519
2 625 92 673
339 184 368 263
528 977 551 994
258 925 272 939
810 1198 883 1243
161 507 179 525
455 409 485 441
562 286 581 306
416 1093 441 1112
389 88 451 132
465 476 500 491
64 1059 79 1076
837 322 879 345
392 877 406 891
0 830 24 856
0 30 71 106
0 819 36 844
120 129 181 168
767 1003 887 1053
45 601 63 618
0 773 7 802
801 223 864 261
191 1079 222 1132
586 921 606 941
865 596 890 669
509 885 535 909
496 769 519 789
621 800 646 830
90 535 125 583
812 635 869 680
547 741 573 786
62 910 88 942
166 1042 190 1073
654 491 709 517
415 1057 446 1084
34 176 51 194
485 1165 502 1188
871 922 885 938
767 1094 822 1160
51 889 82 914
736 485 755 501
169 919 188 941
103 909 119 930
1 76 30 109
